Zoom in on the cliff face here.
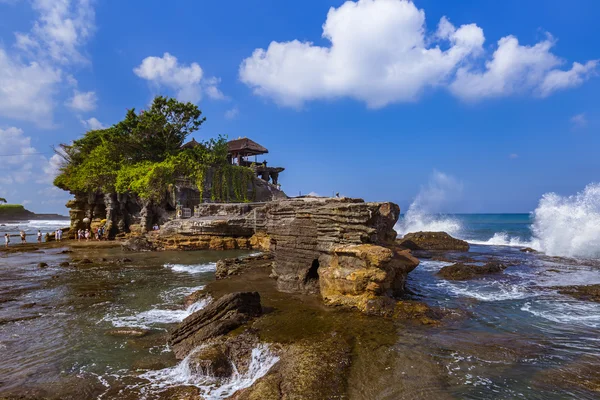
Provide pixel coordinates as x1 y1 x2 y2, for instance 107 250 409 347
65 172 285 238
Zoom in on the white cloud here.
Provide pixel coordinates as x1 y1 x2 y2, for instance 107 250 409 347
0 48 62 125
240 0 597 107
0 127 44 184
80 116 105 130
570 113 587 129
0 0 96 125
134 52 225 103
15 0 95 65
224 107 239 120
67 89 97 111
509 153 519 159
451 35 598 100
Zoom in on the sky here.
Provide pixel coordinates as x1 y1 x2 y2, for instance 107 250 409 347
0 0 598 214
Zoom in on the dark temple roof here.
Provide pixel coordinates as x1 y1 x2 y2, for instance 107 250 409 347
181 138 200 149
227 138 268 155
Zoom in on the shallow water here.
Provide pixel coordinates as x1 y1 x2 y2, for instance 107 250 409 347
1 215 600 398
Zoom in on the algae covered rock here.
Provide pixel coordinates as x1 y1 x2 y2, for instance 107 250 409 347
437 262 506 280
554 284 600 302
398 231 470 252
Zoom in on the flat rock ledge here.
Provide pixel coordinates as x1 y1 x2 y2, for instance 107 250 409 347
169 292 262 359
398 231 470 252
216 253 274 280
437 262 507 280
553 284 600 302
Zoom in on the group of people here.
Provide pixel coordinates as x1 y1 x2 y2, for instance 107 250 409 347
4 228 66 247
76 226 106 241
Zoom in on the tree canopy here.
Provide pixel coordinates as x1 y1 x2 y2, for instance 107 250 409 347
54 96 252 202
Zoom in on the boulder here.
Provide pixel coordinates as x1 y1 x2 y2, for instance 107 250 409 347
554 284 600 302
319 244 419 312
37 262 48 268
169 292 262 359
59 262 70 267
437 262 506 280
398 231 469 252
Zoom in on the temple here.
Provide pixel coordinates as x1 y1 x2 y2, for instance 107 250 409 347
226 137 285 186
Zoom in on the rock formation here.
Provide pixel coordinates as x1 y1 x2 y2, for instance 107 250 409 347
168 292 262 358
398 231 470 252
553 284 600 302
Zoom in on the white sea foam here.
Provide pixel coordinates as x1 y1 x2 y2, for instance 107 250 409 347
395 171 464 237
521 299 600 328
104 297 211 329
160 285 206 303
530 183 600 259
165 263 216 274
437 279 535 302
139 344 279 399
467 232 538 249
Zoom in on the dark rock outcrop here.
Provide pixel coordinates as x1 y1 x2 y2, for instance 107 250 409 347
37 262 48 268
554 284 600 302
169 292 262 358
437 262 507 280
122 236 153 252
398 231 470 252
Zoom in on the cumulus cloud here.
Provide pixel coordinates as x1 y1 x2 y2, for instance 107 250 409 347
0 0 96 125
240 0 597 108
67 90 97 111
134 52 225 103
80 116 106 130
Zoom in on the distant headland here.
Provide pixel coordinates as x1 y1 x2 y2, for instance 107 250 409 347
0 204 68 223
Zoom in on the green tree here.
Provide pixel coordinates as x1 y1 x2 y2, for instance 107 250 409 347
0 198 6 204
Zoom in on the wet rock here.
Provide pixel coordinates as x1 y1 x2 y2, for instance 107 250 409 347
183 290 209 308
233 335 352 400
554 284 600 302
437 262 507 280
319 244 419 312
59 250 73 254
37 262 48 268
105 328 149 337
20 302 37 309
155 386 203 400
79 258 93 264
122 236 154 252
169 292 262 358
59 262 70 267
215 253 274 280
397 231 470 252
188 344 234 378
520 247 538 253
117 257 133 263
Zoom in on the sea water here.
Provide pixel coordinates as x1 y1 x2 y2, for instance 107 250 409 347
1 184 600 398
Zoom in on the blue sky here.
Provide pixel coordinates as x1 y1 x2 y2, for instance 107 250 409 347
0 0 598 214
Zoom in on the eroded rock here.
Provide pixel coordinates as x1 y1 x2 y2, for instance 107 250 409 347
398 231 470 252
320 244 419 312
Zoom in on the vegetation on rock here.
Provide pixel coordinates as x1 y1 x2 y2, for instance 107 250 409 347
54 96 255 203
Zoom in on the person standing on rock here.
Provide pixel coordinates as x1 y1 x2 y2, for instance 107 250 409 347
37 230 42 243
20 230 26 244
4 233 9 248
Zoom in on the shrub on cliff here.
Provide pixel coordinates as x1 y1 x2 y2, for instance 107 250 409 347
53 96 254 202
